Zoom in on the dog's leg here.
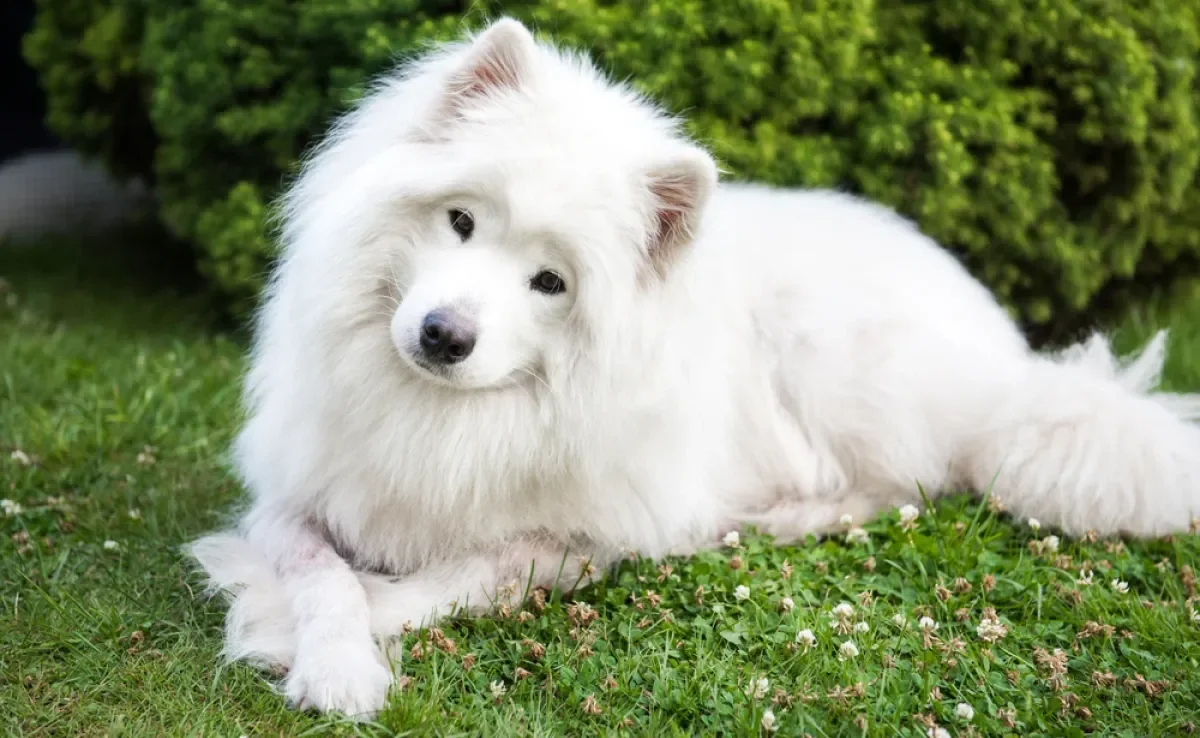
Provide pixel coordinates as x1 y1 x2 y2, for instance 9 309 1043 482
358 541 611 637
187 532 297 671
242 507 393 719
731 494 902 545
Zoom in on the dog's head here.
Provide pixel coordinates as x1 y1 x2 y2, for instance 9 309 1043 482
299 19 718 391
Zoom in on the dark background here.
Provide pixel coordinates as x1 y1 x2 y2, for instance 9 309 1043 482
2 0 57 164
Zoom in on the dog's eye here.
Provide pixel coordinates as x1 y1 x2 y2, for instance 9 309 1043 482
448 209 474 240
530 270 566 295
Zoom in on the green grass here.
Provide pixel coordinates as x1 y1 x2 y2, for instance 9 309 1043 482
3 235 1200 737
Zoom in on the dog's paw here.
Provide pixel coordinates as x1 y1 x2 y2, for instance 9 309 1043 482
285 635 393 719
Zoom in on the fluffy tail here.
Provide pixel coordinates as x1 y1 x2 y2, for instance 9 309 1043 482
964 330 1200 537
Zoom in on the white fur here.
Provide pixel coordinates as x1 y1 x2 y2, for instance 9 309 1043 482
188 18 1200 718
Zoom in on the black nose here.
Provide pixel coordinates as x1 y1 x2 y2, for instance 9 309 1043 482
419 310 477 364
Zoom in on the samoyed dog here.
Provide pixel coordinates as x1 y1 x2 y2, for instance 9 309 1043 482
190 18 1200 717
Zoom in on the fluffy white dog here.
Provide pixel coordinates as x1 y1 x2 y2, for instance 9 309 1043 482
189 18 1200 718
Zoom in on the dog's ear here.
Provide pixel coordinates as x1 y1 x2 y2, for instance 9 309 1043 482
440 19 537 121
643 145 718 277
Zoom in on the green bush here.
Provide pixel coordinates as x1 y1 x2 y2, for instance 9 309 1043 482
26 0 1200 332
23 0 155 181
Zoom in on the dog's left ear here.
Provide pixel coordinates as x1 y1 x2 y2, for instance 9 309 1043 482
643 145 718 277
440 18 537 122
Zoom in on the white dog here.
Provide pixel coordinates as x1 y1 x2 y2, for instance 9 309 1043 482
189 18 1200 718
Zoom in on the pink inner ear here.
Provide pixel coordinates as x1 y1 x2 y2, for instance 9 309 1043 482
453 49 523 103
476 57 519 91
654 208 685 251
434 20 536 130
649 175 696 251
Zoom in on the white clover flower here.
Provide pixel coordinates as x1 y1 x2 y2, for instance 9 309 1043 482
918 616 938 632
10 450 31 466
1028 518 1041 532
761 708 778 733
779 596 795 612
832 602 855 619
929 728 951 738
1077 570 1094 586
127 508 142 521
103 540 120 551
723 530 740 548
796 628 816 648
838 640 859 660
846 527 870 544
1043 535 1060 553
747 676 770 700
854 621 870 634
490 680 507 699
956 702 975 721
898 504 920 523
839 514 854 527
735 585 751 601
1 499 22 516
976 617 1008 642
1111 579 1129 594
892 613 907 628
1191 609 1200 624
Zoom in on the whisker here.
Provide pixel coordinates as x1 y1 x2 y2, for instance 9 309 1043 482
515 366 553 395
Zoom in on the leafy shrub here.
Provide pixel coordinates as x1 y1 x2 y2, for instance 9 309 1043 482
26 0 1200 332
23 0 155 181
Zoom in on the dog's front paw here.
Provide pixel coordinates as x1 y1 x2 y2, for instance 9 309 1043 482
285 634 393 719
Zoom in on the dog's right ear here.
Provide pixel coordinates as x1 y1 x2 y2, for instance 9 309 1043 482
437 19 537 123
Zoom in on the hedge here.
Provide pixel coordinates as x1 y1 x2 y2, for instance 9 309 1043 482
25 0 1200 334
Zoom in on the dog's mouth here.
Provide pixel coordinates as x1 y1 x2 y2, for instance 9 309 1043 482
398 345 464 387
399 344 506 392
399 347 540 396
392 332 536 393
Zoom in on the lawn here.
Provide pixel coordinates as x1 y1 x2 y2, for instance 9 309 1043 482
3 233 1200 737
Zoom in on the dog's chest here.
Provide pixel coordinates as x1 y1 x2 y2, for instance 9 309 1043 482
315 394 583 568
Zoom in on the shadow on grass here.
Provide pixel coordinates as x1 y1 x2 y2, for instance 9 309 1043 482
0 216 245 340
